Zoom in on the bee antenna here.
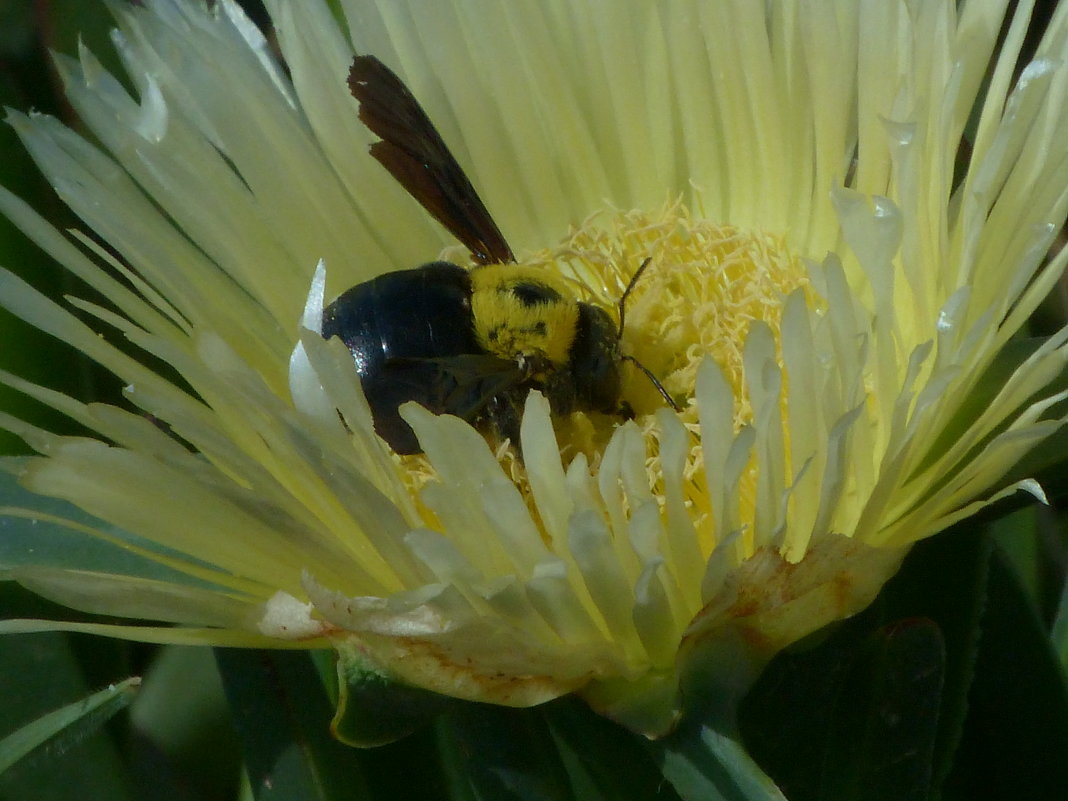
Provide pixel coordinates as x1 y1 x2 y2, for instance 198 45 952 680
615 257 681 412
617 257 653 338
623 355 681 412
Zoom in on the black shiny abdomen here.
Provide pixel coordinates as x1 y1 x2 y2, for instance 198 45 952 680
323 261 627 455
322 262 481 453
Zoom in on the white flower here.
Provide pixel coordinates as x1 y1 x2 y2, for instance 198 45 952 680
1 0 1066 736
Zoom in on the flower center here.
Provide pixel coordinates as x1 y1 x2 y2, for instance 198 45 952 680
541 203 811 431
402 203 812 520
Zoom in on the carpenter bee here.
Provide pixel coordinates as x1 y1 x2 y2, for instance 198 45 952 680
323 55 672 455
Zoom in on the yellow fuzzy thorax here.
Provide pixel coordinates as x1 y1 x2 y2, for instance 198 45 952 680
469 264 581 366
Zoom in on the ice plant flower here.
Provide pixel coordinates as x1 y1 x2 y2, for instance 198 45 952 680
2 0 1068 738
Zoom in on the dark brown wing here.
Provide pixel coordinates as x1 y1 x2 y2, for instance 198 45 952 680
348 55 514 265
365 354 529 453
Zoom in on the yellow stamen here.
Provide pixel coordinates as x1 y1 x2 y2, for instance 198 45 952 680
408 202 812 561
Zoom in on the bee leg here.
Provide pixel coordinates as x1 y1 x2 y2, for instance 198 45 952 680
478 392 527 459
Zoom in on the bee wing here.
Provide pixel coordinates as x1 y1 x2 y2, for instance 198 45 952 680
349 55 515 266
366 353 527 452
384 354 525 419
433 355 529 421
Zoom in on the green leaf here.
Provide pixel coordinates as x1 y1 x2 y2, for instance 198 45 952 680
653 724 787 801
545 697 682 801
988 504 1061 618
873 524 992 788
818 619 944 801
0 584 135 800
437 704 575 801
219 648 454 799
331 641 457 747
941 550 1068 800
127 646 241 797
1052 571 1068 672
215 649 373 801
738 522 992 800
0 673 138 775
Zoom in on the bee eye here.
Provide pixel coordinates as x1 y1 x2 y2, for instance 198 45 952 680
510 281 561 307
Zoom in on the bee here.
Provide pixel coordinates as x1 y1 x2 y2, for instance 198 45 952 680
323 55 673 455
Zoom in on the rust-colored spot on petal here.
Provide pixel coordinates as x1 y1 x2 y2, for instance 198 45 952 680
339 631 588 708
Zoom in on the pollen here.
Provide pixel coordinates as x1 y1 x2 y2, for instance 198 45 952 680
533 202 812 428
413 202 815 545
524 203 813 556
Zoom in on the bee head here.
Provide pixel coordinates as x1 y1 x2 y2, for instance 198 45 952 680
568 302 624 414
